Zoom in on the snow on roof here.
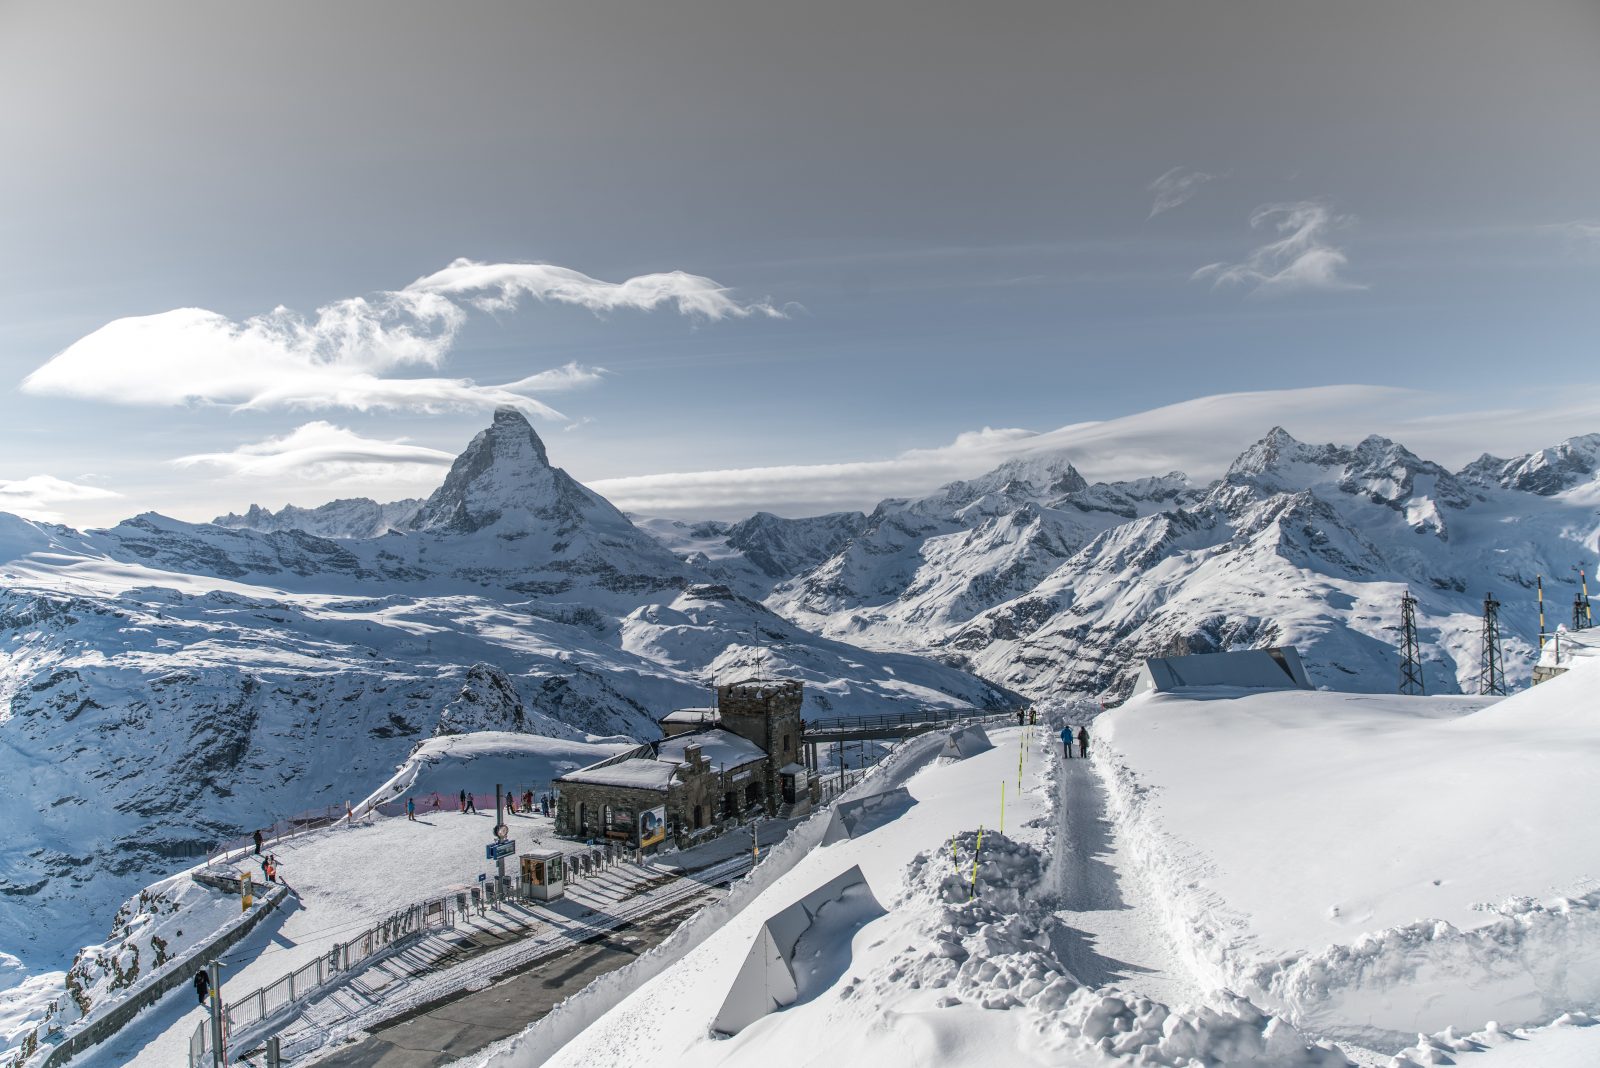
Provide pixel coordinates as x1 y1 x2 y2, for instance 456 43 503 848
776 762 807 775
1130 647 1312 697
558 758 678 791
559 729 767 791
660 707 721 725
658 729 766 771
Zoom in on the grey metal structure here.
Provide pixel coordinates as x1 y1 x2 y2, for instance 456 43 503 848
1479 592 1507 697
1399 592 1425 696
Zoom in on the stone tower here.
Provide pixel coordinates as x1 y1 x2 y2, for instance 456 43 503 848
716 679 804 814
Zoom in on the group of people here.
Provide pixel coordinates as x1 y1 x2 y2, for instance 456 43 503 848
1060 724 1090 759
249 831 284 884
400 789 557 821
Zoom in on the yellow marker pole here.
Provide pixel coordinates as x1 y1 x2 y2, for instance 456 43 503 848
1000 780 1006 834
970 827 984 898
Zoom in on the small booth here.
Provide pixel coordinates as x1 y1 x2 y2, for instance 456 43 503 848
520 849 567 902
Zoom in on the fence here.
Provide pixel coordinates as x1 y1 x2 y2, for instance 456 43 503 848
188 896 452 1066
205 805 350 867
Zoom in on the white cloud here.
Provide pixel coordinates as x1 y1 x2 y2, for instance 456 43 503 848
1193 201 1364 296
406 259 784 320
1558 221 1600 244
171 422 456 481
592 383 1600 519
0 474 121 523
1147 167 1216 218
21 259 777 415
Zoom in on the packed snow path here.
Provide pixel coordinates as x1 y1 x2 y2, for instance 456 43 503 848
1048 749 1198 1007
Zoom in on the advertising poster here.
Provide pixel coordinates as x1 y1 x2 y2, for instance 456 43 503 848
638 805 667 847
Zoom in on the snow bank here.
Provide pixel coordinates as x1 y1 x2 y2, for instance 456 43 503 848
1389 1012 1600 1066
1093 661 1600 1047
353 731 632 815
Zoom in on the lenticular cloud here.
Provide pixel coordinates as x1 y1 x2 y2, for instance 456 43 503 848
21 259 779 415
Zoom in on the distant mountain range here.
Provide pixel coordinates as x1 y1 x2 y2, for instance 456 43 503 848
5 409 1597 973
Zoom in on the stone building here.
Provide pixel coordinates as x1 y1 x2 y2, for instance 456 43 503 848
554 678 813 851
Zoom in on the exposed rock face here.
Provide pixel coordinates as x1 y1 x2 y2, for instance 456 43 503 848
213 498 424 539
435 663 526 735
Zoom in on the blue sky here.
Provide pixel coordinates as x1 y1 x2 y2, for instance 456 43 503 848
1 1 1597 525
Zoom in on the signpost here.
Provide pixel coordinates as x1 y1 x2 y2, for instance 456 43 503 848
485 839 516 860
495 784 508 889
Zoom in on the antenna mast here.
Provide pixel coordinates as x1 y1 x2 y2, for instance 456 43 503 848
1398 590 1425 696
1478 592 1506 697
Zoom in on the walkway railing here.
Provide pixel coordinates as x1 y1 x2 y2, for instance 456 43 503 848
802 706 1021 741
188 896 453 1067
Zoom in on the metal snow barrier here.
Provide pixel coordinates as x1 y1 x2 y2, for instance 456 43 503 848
712 865 885 1035
819 787 914 845
188 896 454 1066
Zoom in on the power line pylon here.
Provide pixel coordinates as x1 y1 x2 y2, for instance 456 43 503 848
1575 566 1592 632
1478 592 1506 697
1398 591 1425 696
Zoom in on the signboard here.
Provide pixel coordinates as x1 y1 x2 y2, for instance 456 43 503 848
638 806 667 848
485 839 517 861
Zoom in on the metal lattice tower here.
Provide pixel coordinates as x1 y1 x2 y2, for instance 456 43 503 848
1478 592 1506 697
1576 566 1592 632
1398 591 1425 696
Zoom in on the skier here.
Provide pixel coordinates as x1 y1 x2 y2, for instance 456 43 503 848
1077 725 1090 759
523 789 533 813
459 789 468 813
406 797 417 822
193 969 210 1006
253 829 264 855
1060 725 1073 759
465 792 477 814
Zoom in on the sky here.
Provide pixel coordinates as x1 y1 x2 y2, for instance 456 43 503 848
1 0 1598 526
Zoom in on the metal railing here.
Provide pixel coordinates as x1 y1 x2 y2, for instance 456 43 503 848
802 706 1021 740
188 896 452 1066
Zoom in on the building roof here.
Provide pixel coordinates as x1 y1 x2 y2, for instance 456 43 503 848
658 728 766 771
558 727 766 793
1130 646 1313 697
557 758 679 791
659 707 721 726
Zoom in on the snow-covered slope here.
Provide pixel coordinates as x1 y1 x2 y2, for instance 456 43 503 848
0 410 1013 985
751 428 1600 698
1094 660 1600 1048
465 726 1348 1068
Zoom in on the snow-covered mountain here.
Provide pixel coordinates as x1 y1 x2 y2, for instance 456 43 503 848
654 428 1600 701
214 497 424 539
0 410 1013 974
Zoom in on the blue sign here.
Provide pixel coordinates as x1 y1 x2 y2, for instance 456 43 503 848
485 839 516 860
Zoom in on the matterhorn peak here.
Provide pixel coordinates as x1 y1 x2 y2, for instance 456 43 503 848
407 407 602 534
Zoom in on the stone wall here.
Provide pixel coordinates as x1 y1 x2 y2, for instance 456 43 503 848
27 883 289 1068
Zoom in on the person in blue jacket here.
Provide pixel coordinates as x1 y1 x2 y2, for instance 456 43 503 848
1060 725 1073 759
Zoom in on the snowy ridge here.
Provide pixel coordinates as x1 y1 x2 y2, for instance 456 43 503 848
748 426 1600 697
